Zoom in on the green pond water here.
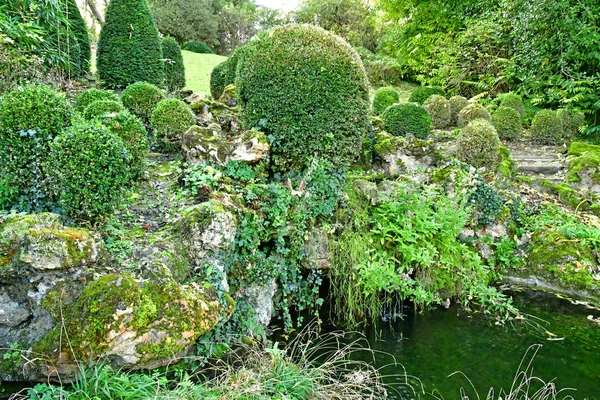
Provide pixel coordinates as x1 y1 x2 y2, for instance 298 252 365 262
326 289 600 399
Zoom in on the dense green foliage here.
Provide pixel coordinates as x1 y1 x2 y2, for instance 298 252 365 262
499 93 524 117
97 0 164 88
99 111 149 180
355 47 403 87
456 119 500 169
183 41 215 54
457 103 491 128
237 24 370 171
0 85 72 211
162 37 186 92
449 96 469 126
50 122 131 223
408 86 445 105
122 82 165 124
148 0 218 47
382 103 431 139
557 108 586 140
150 99 195 150
423 94 451 129
210 61 229 99
492 107 522 141
372 87 399 116
530 110 562 145
75 89 120 113
65 0 91 76
82 100 125 120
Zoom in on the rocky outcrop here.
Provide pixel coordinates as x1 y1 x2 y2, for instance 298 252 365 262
373 131 441 177
567 142 600 194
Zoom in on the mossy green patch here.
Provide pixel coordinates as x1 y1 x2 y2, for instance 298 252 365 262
567 142 600 184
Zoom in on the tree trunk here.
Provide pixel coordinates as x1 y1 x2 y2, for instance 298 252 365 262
86 0 104 24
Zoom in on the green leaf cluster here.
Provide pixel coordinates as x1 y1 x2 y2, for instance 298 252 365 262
162 37 186 92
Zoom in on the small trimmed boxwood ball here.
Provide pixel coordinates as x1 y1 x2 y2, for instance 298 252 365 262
382 103 431 139
372 87 399 115
82 100 124 120
456 119 501 170
75 89 120 113
237 24 370 171
408 86 446 105
492 106 522 141
423 94 451 129
210 61 229 100
530 109 562 145
150 99 195 151
449 95 469 126
499 92 524 117
122 81 165 124
557 108 585 139
162 37 186 92
457 103 491 128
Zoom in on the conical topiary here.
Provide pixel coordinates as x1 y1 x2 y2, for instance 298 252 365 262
66 0 91 76
161 37 186 92
97 0 164 88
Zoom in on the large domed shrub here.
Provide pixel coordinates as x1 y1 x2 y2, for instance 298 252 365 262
51 123 131 223
408 86 445 105
210 61 229 100
0 85 72 210
449 96 469 126
372 87 399 115
98 111 149 179
150 99 195 150
75 89 120 113
492 107 522 141
183 41 214 54
82 100 124 120
237 24 370 171
122 82 165 124
530 109 562 145
456 119 501 170
557 108 585 139
499 93 524 117
66 0 91 76
382 103 431 139
162 37 186 92
457 103 491 128
97 0 164 88
423 95 451 129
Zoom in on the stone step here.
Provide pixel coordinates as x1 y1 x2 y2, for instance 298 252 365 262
511 154 559 161
516 162 563 176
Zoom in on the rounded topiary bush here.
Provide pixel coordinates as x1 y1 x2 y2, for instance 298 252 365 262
449 96 469 126
423 95 451 129
75 89 120 113
492 106 522 141
457 103 491 128
162 37 186 92
98 111 149 179
408 86 445 105
122 82 165 124
530 109 562 145
97 0 164 88
382 103 431 139
150 99 195 150
82 100 124 120
51 122 131 223
0 85 72 210
456 119 501 170
372 87 399 116
183 41 214 54
557 108 585 139
237 24 370 171
499 93 524 117
210 61 229 100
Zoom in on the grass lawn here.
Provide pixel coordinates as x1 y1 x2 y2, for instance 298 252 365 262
182 50 227 96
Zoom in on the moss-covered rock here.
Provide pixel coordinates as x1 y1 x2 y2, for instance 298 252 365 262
373 131 440 176
567 142 600 194
181 125 230 165
217 84 237 107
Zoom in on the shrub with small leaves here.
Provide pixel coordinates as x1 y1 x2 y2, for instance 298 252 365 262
449 95 469 126
423 95 451 129
492 107 522 141
75 89 120 113
0 85 72 211
121 82 165 124
470 182 503 226
499 93 524 117
51 122 131 223
372 87 399 115
456 119 500 170
162 37 186 92
557 108 585 139
150 99 195 150
183 41 214 54
457 103 491 128
382 103 431 139
82 100 124 120
530 109 562 145
98 111 149 179
408 86 445 105
210 61 229 100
